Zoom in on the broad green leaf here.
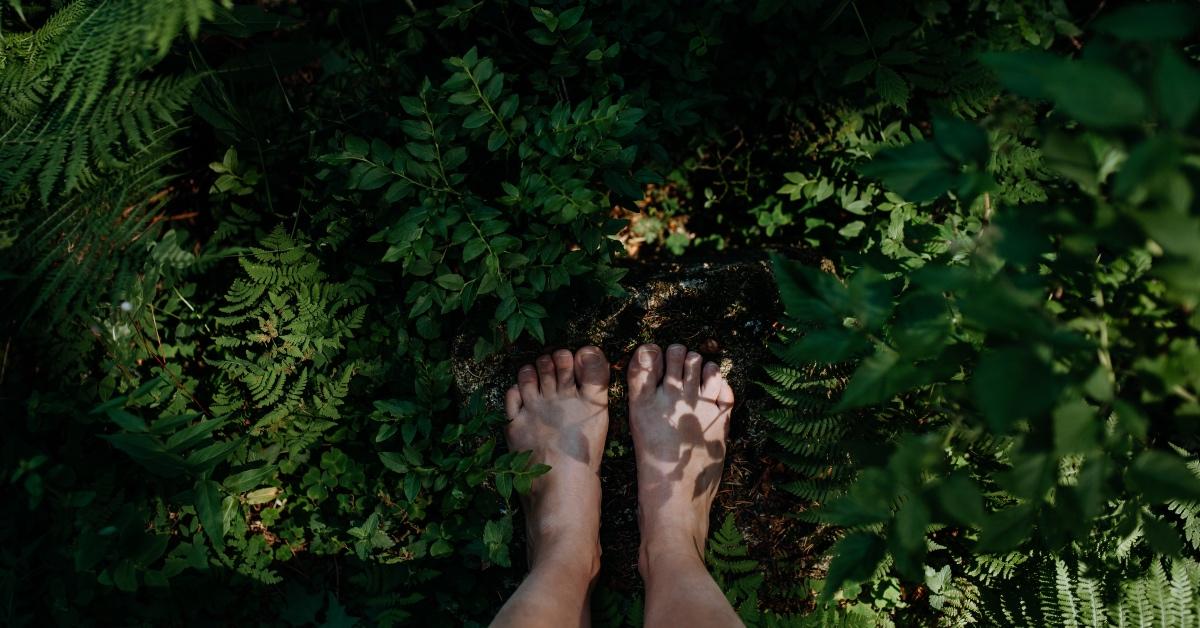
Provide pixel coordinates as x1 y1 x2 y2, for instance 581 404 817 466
860 141 956 202
1044 60 1148 128
933 115 988 165
976 504 1034 552
892 292 951 357
836 351 928 410
1142 513 1184 555
344 135 369 156
194 480 226 548
936 473 985 525
1053 400 1099 455
107 409 148 432
981 51 1062 99
1093 3 1200 41
1155 48 1200 130
435 274 465 291
463 110 491 129
379 452 408 474
971 347 1059 432
784 328 870 364
1128 451 1200 503
895 496 929 551
821 533 886 599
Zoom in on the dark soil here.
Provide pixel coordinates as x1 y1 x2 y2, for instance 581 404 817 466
452 253 837 610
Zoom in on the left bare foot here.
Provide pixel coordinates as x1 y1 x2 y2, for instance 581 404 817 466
504 346 611 576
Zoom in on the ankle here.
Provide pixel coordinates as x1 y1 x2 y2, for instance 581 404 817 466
638 531 705 579
531 535 601 580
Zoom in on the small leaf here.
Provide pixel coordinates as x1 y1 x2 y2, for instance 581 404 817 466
435 274 465 291
463 110 492 129
530 7 558 31
245 487 279 505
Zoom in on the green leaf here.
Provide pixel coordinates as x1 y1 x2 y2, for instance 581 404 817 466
379 452 408 474
821 533 886 600
345 135 369 157
895 497 929 551
558 6 584 30
981 51 1062 100
496 472 513 501
487 129 507 151
463 110 492 129
933 115 988 165
976 505 1035 552
785 328 870 364
875 66 909 110
483 516 513 567
1128 451 1200 503
435 274 465 291
194 480 227 549
530 7 558 31
892 292 951 358
971 347 1059 432
1044 60 1148 128
1155 48 1200 130
107 409 148 433
1142 513 1184 555
769 254 847 325
936 473 985 525
1093 3 1200 41
1053 400 1098 455
861 141 957 202
837 351 927 410
430 538 453 557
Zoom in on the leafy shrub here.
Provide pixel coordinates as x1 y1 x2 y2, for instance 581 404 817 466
765 2 1200 620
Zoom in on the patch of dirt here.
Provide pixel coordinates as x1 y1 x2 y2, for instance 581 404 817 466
453 254 835 608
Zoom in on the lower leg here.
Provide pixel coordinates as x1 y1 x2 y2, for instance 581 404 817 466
491 530 599 628
491 347 612 628
641 540 740 628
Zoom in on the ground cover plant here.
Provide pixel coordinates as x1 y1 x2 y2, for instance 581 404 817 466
2 0 1199 626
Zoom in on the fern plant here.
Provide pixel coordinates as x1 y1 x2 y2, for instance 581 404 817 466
210 227 370 448
976 556 1200 628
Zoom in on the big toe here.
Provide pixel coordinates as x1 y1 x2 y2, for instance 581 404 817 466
574 346 610 400
627 344 663 400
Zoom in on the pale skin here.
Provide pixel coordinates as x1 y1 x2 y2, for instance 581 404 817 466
491 344 741 628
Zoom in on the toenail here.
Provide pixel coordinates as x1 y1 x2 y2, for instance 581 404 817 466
520 365 535 373
668 344 685 354
580 348 601 364
638 347 657 366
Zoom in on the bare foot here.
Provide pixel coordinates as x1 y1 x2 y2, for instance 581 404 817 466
627 343 734 575
504 346 610 577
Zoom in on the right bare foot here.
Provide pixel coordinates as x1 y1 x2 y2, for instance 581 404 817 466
627 343 734 575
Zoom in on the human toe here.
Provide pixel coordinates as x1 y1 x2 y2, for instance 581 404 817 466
663 344 686 390
627 344 663 400
518 364 539 402
536 354 557 396
574 346 610 399
683 351 703 397
553 349 576 393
